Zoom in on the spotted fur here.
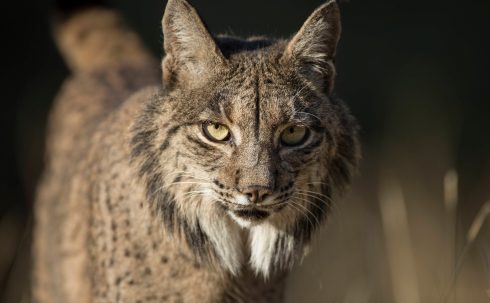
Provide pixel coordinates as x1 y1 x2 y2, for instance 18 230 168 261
33 0 360 302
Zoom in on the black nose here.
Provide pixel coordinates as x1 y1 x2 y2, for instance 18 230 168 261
241 186 273 204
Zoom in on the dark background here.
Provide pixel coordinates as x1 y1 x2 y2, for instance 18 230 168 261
2 0 490 302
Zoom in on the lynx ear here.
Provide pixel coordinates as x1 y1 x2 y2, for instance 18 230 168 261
283 1 341 94
162 0 225 87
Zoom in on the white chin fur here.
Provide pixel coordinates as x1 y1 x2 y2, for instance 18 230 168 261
203 210 298 277
249 222 296 278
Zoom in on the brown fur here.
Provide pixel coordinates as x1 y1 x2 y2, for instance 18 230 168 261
32 1 360 302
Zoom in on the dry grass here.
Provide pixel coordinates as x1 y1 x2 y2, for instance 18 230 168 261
443 200 490 302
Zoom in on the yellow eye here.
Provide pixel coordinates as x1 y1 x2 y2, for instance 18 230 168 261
280 126 309 146
203 122 231 142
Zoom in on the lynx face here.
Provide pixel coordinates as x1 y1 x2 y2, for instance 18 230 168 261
176 57 335 228
131 0 359 276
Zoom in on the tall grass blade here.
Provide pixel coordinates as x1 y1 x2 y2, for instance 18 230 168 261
379 176 421 303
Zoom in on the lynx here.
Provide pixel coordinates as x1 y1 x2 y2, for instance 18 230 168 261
32 0 360 302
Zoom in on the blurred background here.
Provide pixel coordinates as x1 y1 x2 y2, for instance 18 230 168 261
1 0 489 302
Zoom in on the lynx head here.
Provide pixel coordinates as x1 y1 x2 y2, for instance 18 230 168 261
131 0 359 277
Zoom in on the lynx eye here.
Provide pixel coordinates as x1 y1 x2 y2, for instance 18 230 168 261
280 126 309 146
202 122 231 142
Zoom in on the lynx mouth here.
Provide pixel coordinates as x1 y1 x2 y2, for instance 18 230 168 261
232 208 270 220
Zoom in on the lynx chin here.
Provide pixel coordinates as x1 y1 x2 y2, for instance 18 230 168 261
33 0 360 302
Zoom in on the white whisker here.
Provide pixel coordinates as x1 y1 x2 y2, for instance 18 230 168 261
295 189 340 215
289 198 320 227
290 194 327 215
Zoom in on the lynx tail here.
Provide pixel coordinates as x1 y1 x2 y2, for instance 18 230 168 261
53 0 154 73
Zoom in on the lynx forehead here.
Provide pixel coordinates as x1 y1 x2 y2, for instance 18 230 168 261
33 0 360 302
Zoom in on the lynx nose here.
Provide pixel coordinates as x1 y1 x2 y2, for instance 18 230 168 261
241 186 272 204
